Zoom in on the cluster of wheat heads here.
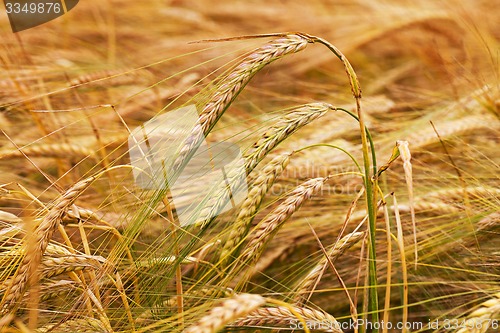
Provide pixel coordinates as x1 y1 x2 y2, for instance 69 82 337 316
0 23 498 333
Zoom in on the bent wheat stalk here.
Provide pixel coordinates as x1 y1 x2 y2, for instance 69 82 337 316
184 293 265 333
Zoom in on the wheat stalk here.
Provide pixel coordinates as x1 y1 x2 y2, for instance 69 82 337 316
0 175 96 316
183 293 265 333
0 143 97 161
293 231 365 304
239 177 328 265
232 305 343 333
244 103 334 173
219 153 291 264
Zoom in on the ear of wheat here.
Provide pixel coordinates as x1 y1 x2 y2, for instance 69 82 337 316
35 317 109 333
232 304 343 333
183 293 265 333
239 177 328 266
0 176 96 317
244 103 334 173
0 143 97 161
219 152 291 265
455 292 500 333
172 34 310 176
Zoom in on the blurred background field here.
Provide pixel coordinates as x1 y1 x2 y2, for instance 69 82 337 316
0 0 499 332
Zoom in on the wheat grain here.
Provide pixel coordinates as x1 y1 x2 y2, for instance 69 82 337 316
219 153 291 264
0 211 22 224
244 103 334 173
294 231 365 304
0 175 95 316
232 305 343 333
197 103 330 228
240 177 328 265
184 293 265 333
136 287 234 324
455 292 500 333
476 211 500 233
0 143 97 161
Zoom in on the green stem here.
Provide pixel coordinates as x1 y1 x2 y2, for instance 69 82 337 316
294 143 362 174
310 35 380 331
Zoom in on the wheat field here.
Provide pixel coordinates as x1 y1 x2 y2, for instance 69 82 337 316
0 0 499 332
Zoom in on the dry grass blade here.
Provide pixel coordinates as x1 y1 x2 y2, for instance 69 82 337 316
173 34 310 173
293 231 365 304
184 293 265 333
0 143 97 161
0 175 96 317
397 140 417 268
219 153 291 264
244 103 333 173
240 177 328 265
232 305 343 333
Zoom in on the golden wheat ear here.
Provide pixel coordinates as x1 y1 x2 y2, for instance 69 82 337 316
0 175 96 318
173 34 311 174
232 304 343 333
293 231 365 305
183 293 265 333
219 152 291 266
239 177 329 267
